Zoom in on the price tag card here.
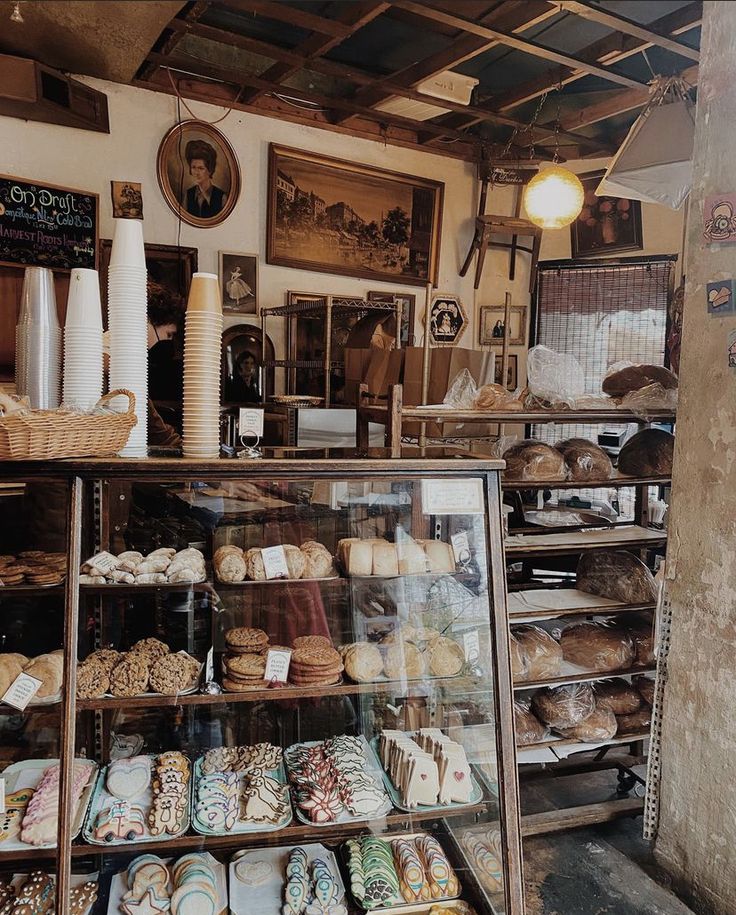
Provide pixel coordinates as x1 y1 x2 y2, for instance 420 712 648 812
205 647 214 683
239 408 264 438
264 648 292 685
261 545 289 580
0 778 5 815
463 630 480 664
451 531 471 565
2 672 43 711
421 479 484 515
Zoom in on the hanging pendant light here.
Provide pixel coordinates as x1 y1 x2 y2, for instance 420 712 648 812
524 164 585 229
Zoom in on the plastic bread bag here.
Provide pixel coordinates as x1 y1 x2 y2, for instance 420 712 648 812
513 698 548 746
556 705 618 742
618 428 674 475
576 550 658 604
556 437 613 481
602 360 678 398
474 383 525 411
509 632 529 682
443 368 478 409
502 438 567 481
526 345 585 408
559 621 635 672
531 683 596 729
512 625 563 681
621 383 678 418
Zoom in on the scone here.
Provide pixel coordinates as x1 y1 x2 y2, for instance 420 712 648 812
344 643 383 682
245 548 266 581
216 551 247 583
426 637 465 677
383 641 427 680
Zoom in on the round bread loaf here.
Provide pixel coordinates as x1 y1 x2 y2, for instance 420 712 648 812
576 550 657 604
635 676 655 707
623 615 655 666
475 384 525 411
514 701 546 746
502 439 567 481
559 623 635 672
618 428 674 476
602 364 677 397
509 634 529 682
556 437 613 481
532 683 596 729
616 706 651 735
513 626 563 681
594 678 642 715
557 706 617 742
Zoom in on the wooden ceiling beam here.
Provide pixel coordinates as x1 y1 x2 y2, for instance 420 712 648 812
218 0 354 38
387 0 648 89
137 0 209 82
556 1 699 62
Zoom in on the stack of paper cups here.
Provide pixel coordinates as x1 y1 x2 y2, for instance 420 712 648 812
15 266 61 409
182 272 223 459
107 219 148 457
62 268 103 410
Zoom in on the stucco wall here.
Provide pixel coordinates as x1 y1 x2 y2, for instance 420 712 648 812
655 3 736 913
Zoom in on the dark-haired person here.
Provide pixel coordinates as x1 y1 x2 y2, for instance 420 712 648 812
184 140 227 219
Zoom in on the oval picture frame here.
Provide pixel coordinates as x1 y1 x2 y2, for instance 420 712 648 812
157 120 240 228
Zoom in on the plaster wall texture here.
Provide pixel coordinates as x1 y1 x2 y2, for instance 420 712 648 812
655 2 736 912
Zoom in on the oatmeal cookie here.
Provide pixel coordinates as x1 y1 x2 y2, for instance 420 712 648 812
109 654 149 697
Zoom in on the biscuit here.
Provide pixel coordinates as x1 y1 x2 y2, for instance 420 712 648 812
292 635 333 652
87 648 122 673
150 653 198 695
223 676 264 692
225 627 269 649
226 653 267 678
130 638 170 661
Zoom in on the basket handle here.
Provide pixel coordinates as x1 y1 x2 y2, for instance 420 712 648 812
97 389 136 415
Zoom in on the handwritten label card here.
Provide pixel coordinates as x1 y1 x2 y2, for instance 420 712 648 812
421 479 484 515
261 545 289 580
264 648 292 685
239 408 264 439
2 672 43 711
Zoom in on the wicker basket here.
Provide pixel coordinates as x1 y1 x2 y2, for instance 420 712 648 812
0 390 137 461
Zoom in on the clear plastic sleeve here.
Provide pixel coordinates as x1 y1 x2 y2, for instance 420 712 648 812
512 626 563 681
593 678 642 715
531 683 596 729
474 383 525 411
556 437 613 481
557 706 618 742
618 428 674 476
509 632 529 682
576 550 658 604
513 699 548 746
634 676 655 707
559 622 636 672
616 706 652 735
442 369 478 409
602 361 678 398
526 345 585 407
502 438 568 481
621 383 678 418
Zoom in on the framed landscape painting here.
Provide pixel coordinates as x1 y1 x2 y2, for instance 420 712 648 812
267 144 443 286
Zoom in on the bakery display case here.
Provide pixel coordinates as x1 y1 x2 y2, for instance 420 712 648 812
0 450 523 915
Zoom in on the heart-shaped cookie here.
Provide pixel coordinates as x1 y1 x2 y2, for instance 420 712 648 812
107 756 152 800
235 858 273 886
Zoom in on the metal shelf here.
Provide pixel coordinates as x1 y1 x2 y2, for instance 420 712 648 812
513 665 655 691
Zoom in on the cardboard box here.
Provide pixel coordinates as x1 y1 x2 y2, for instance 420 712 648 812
344 346 404 402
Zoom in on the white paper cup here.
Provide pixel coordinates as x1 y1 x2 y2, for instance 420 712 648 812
109 219 146 268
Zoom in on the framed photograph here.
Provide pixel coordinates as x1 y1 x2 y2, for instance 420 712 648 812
157 120 240 228
222 324 275 405
571 171 643 257
267 144 443 286
494 354 518 390
479 305 527 346
429 294 468 347
367 291 416 345
110 181 143 219
99 240 197 313
219 251 258 314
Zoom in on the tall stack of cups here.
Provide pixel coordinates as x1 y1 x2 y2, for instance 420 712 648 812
15 266 61 409
182 273 223 459
62 268 103 410
107 219 148 457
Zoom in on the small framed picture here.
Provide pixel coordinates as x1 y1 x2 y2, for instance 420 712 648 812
110 181 143 219
429 294 468 347
495 354 518 390
479 305 527 346
219 252 258 314
367 291 416 345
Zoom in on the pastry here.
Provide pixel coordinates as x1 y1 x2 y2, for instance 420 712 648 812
106 756 152 800
215 549 247 583
0 654 26 697
299 541 334 578
23 653 63 699
130 638 170 661
225 627 269 652
21 762 92 846
240 768 290 824
149 752 190 837
462 828 504 895
289 647 343 686
245 548 267 581
282 544 306 580
94 799 147 842
378 729 472 809
292 635 333 652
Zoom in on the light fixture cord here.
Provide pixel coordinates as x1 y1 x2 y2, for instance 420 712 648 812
527 89 549 162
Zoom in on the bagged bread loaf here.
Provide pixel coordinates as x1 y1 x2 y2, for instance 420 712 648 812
616 706 651 735
502 439 567 481
602 363 678 397
475 384 525 411
576 550 657 604
559 622 635 672
594 678 642 715
618 428 674 476
621 613 655 665
557 706 618 742
512 626 563 681
509 633 529 682
532 683 596 729
514 700 547 746
555 438 613 481
635 676 655 707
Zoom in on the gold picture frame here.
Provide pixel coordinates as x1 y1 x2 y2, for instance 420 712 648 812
479 305 527 347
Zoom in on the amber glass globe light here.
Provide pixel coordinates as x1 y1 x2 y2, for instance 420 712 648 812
523 165 585 229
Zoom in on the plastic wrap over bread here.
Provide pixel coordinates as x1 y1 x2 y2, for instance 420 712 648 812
474 383 525 411
616 706 652 735
514 699 547 746
531 683 596 729
512 626 563 681
502 438 567 481
526 345 585 407
634 676 655 707
509 632 529 682
618 428 674 476
443 368 478 409
556 437 613 481
621 612 656 665
557 705 618 742
576 550 658 604
559 622 635 672
594 678 642 715
602 361 678 398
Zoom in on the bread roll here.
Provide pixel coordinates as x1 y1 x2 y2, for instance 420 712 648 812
512 626 563 681
602 364 677 397
576 551 657 604
616 707 651 735
502 439 567 481
532 683 596 729
514 701 547 746
556 438 613 482
557 706 618 742
559 623 635 672
618 428 674 476
635 676 655 707
594 678 642 715
509 634 528 682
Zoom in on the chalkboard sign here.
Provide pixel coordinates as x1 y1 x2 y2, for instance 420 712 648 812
0 174 98 271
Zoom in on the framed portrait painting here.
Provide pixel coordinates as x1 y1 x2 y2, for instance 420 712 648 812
479 305 527 346
367 291 416 345
571 170 643 258
267 144 443 286
219 251 258 314
157 120 240 228
98 240 197 313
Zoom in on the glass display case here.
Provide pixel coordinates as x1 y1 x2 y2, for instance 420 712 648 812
0 450 522 915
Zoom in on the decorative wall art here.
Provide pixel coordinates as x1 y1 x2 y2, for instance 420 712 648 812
571 171 643 257
428 294 467 347
157 120 240 228
703 193 736 244
110 181 143 219
219 251 258 314
478 305 527 347
267 144 443 286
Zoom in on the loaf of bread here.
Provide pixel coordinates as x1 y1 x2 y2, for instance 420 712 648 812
576 551 658 604
475 384 525 411
618 428 674 476
421 540 455 573
514 700 547 746
512 626 563 681
594 678 642 715
635 676 655 707
560 623 635 672
623 615 655 666
602 364 678 397
502 439 567 481
556 437 613 481
616 707 652 735
532 683 596 729
339 537 453 577
509 633 529 682
557 706 618 742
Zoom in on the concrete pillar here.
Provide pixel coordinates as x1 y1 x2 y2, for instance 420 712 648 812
655 3 736 913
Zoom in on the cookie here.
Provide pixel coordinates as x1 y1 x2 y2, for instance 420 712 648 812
226 653 267 678
222 677 265 692
130 637 170 661
150 653 198 695
225 627 269 650
215 551 247 583
87 648 122 673
344 643 384 683
292 635 334 652
426 637 465 677
109 654 149 697
383 642 427 680
76 661 109 699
